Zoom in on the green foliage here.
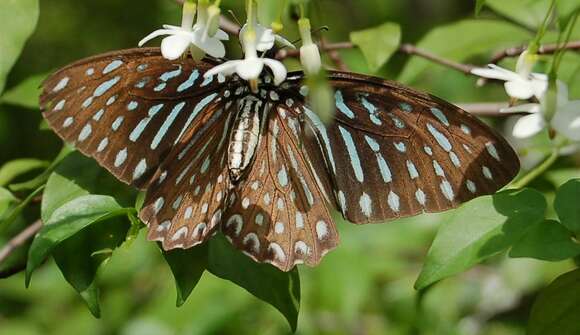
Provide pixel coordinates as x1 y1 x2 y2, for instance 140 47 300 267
554 179 580 234
1 1 580 334
398 20 530 84
350 22 401 72
0 0 39 95
416 188 546 290
527 268 580 335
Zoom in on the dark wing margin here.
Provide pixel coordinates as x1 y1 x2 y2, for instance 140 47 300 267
278 71 520 224
40 47 231 190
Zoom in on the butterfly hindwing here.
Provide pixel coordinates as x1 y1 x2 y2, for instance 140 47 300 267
40 48 229 189
140 100 236 249
222 102 339 271
281 71 520 224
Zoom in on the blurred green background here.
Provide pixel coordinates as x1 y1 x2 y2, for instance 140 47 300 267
0 0 578 334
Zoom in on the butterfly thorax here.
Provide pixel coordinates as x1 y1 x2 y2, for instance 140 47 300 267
228 94 269 182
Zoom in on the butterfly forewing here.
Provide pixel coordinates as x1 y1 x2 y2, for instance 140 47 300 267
222 103 339 271
40 48 229 189
282 72 519 224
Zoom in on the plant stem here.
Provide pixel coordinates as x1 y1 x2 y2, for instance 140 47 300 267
510 147 560 189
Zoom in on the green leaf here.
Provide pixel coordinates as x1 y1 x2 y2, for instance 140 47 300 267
162 244 208 307
0 0 39 95
0 187 17 218
350 22 401 72
510 220 580 261
207 234 300 332
415 188 546 290
0 185 43 234
41 151 135 223
8 145 73 192
26 195 127 286
527 268 580 335
0 158 49 187
475 0 487 15
554 179 580 235
485 0 550 29
398 20 530 84
52 217 131 317
0 73 47 109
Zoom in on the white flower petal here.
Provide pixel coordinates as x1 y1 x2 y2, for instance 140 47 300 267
193 32 226 58
263 58 287 85
556 80 570 106
551 100 580 141
530 78 548 100
512 113 546 138
505 80 535 100
138 29 178 47
471 65 521 82
500 103 542 114
204 61 242 78
161 35 192 60
236 58 264 81
240 23 277 52
214 29 230 41
300 44 322 74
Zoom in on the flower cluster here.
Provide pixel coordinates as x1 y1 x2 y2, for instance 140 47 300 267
139 0 324 91
471 51 580 142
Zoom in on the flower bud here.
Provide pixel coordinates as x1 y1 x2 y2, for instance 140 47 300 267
298 18 322 75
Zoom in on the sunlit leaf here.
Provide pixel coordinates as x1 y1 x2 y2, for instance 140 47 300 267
554 179 580 235
528 268 580 335
415 188 546 290
350 22 401 72
510 220 580 261
0 158 49 187
0 0 39 95
207 234 300 332
162 244 208 307
0 73 47 109
26 195 128 286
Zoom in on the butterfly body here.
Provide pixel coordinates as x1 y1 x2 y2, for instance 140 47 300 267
40 48 520 271
228 95 267 181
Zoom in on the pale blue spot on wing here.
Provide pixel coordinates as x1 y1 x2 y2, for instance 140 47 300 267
461 124 472 135
389 114 406 129
433 160 445 177
449 152 461 167
388 191 400 212
440 180 454 201
127 101 139 111
406 160 419 179
130 104 164 142
415 189 427 206
394 142 406 153
335 90 355 119
361 97 382 125
486 142 500 161
103 60 123 74
399 103 413 113
151 102 185 150
78 124 92 142
359 193 373 217
106 95 117 106
137 64 148 72
114 148 128 167
154 83 167 92
53 77 69 92
482 166 493 180
277 169 288 187
93 109 105 121
112 116 124 131
82 97 94 108
338 125 364 183
200 75 213 87
427 123 452 152
430 107 449 126
364 136 392 183
160 67 182 81
174 93 217 145
94 76 121 97
304 107 337 174
133 159 147 181
177 70 200 92
53 99 66 111
466 180 477 193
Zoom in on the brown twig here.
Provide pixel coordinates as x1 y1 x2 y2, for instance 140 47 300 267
320 37 349 71
0 220 42 265
490 41 580 64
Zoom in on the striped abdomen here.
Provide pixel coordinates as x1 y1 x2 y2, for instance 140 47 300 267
228 95 266 181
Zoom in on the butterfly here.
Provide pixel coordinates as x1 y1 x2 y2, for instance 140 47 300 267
39 47 520 271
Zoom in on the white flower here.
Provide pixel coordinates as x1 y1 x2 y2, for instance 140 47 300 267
501 81 580 140
138 2 229 60
239 24 294 52
471 51 548 100
298 18 322 75
204 31 287 86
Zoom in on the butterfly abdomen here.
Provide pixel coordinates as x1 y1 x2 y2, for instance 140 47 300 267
228 95 267 181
